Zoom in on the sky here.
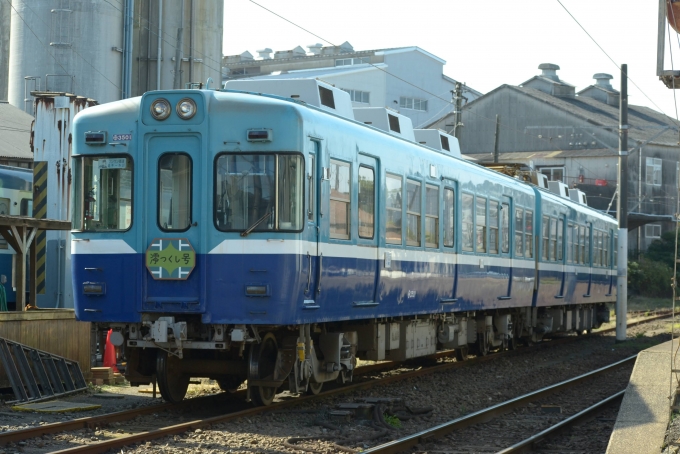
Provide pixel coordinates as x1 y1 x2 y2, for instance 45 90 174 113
223 0 680 120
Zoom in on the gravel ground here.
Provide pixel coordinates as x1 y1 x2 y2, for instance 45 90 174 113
0 319 672 454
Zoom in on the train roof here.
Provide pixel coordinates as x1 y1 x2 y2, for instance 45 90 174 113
0 164 32 191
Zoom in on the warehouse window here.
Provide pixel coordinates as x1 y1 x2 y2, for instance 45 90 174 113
335 57 370 66
539 166 564 183
646 157 662 186
645 224 661 238
399 96 428 112
342 88 370 104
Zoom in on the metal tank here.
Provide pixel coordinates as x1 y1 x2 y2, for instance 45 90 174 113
131 0 224 94
8 0 123 112
0 1 10 101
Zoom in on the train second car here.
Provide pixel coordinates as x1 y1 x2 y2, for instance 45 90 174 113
71 80 615 405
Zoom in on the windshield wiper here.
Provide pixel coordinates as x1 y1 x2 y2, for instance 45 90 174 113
240 210 273 237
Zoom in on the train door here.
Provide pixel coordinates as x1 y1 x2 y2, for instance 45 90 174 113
356 155 379 305
556 215 566 299
142 135 203 313
304 140 321 306
499 196 512 300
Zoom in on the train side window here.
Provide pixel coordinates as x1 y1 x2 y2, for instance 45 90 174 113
557 218 563 261
542 216 550 261
604 232 609 267
476 196 487 253
550 218 557 261
573 225 580 264
425 184 439 248
330 159 351 239
579 226 586 264
159 153 191 231
462 193 474 252
501 202 509 254
525 210 533 258
614 234 618 266
585 226 593 265
406 180 421 247
443 188 455 248
358 166 374 239
385 173 402 244
0 197 8 216
593 231 599 266
567 223 572 263
489 200 499 254
308 154 315 221
598 231 604 266
514 208 524 257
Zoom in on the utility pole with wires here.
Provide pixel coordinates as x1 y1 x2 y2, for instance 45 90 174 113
451 82 466 139
616 64 628 342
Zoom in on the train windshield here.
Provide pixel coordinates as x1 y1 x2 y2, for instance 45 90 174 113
215 153 303 233
72 155 133 231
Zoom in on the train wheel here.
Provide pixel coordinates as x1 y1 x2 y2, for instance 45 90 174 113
455 345 469 361
248 333 278 406
307 381 323 395
156 350 189 403
507 336 517 351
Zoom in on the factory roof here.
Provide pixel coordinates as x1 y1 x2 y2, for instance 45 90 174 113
0 101 33 161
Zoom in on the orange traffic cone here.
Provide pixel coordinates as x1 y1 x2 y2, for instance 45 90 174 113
103 329 119 373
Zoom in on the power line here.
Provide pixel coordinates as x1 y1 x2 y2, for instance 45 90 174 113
555 0 673 120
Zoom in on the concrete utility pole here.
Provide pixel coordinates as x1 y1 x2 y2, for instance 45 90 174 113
616 64 629 342
493 115 500 163
452 82 464 139
173 0 185 90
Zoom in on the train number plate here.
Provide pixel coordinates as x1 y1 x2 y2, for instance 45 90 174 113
112 133 132 141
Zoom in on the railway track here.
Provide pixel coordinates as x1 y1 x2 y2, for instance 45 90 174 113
0 312 670 453
361 355 634 453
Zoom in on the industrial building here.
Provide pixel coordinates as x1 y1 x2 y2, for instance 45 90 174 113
429 63 680 252
0 101 33 168
223 43 481 128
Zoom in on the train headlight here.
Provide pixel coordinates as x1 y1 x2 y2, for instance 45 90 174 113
176 98 197 120
150 98 171 120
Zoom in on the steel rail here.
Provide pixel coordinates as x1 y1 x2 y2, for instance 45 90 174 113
359 355 636 454
0 313 668 451
496 390 625 454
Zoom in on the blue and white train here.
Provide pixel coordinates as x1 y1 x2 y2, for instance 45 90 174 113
71 79 616 405
0 165 33 309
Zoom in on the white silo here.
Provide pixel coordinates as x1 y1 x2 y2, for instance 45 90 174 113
132 0 224 94
7 0 224 112
0 1 11 101
8 0 124 112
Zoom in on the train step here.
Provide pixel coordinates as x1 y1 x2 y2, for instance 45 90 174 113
0 336 87 404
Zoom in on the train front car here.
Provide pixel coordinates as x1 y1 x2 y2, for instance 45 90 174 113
72 90 351 405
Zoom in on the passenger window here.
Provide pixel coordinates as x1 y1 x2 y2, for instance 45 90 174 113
567 223 573 263
406 180 421 246
308 154 315 221
330 159 351 239
557 218 563 261
579 226 586 264
604 232 609 267
425 185 439 248
489 200 499 254
542 216 550 261
358 166 374 239
550 218 557 261
462 193 474 252
586 226 591 265
525 210 534 258
20 198 32 216
385 173 402 244
614 235 618 266
159 153 191 231
514 208 524 257
501 202 510 254
443 188 455 248
476 196 487 253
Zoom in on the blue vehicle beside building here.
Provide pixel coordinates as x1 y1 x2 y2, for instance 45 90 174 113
71 80 616 405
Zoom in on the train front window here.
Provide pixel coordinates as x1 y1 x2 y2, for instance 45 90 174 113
72 155 133 232
215 153 303 232
159 153 192 231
